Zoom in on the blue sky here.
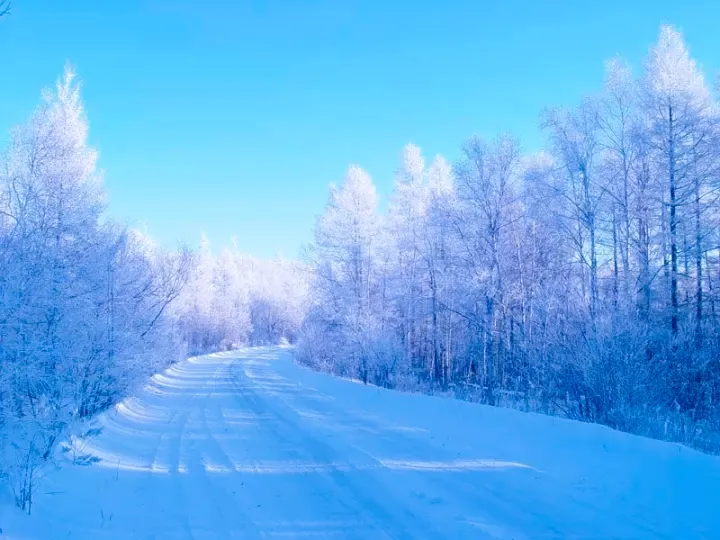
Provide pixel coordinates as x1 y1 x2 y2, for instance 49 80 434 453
1 0 718 258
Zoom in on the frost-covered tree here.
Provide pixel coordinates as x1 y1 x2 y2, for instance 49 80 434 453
453 135 522 402
299 165 395 384
643 25 714 339
423 155 458 387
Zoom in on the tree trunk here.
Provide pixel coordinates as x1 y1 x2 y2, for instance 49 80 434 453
694 171 703 346
612 207 619 312
668 104 679 337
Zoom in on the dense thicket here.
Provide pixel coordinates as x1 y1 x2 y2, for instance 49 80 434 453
0 68 194 510
297 26 720 453
0 69 308 512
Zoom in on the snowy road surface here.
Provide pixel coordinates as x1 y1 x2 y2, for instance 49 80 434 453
4 346 720 539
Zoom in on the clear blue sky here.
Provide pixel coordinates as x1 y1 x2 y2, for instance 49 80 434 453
1 1 718 258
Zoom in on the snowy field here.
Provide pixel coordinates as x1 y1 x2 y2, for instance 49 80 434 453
2 346 719 539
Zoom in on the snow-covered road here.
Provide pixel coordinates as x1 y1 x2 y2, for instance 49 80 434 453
5 346 720 539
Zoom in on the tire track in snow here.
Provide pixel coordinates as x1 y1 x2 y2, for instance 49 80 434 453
226 365 384 539
237 355 535 540
189 359 264 539
228 358 445 539
171 356 237 540
164 408 194 539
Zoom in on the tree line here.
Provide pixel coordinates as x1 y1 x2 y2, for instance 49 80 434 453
297 25 720 453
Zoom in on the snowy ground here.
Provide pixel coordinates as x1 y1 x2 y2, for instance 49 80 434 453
2 346 719 539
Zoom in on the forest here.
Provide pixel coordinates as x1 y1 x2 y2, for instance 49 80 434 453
1 21 719 513
297 25 720 454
